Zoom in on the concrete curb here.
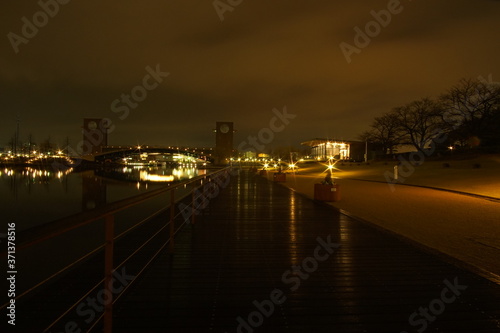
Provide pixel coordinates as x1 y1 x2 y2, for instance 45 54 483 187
343 177 500 203
337 207 500 286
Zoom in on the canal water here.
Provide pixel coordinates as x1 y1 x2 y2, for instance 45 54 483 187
1 165 205 232
1 165 209 296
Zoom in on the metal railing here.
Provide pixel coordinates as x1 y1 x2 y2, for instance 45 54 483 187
1 167 233 332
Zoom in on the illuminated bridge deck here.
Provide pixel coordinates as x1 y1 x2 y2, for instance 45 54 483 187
112 170 500 332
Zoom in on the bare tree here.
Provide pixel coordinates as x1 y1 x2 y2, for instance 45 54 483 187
440 78 500 146
360 112 404 155
394 98 443 153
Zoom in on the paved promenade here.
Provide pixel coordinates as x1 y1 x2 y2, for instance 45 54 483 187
271 163 500 282
112 169 500 332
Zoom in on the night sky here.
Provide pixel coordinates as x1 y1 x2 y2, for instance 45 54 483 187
1 0 500 151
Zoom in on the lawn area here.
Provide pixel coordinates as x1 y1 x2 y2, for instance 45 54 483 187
329 154 500 198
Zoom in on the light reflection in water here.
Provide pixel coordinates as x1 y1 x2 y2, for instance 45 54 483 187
140 172 175 182
119 166 202 183
1 166 79 230
1 167 74 182
1 165 206 230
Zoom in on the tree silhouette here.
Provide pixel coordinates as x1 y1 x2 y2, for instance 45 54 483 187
394 98 443 153
440 78 500 147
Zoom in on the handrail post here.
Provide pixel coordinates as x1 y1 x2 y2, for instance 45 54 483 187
104 214 114 333
169 190 175 253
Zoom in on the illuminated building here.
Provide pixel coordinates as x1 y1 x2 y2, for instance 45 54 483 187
301 139 366 161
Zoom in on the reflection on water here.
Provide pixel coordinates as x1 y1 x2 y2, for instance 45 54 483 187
94 165 202 183
1 165 205 231
1 166 73 185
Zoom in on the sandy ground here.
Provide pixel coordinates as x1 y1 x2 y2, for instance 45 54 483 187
258 155 500 283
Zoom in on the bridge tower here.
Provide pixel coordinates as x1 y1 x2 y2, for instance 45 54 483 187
214 121 234 165
82 118 109 157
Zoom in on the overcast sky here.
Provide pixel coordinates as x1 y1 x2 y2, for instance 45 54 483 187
1 0 500 152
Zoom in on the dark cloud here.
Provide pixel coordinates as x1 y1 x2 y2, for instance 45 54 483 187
1 0 500 151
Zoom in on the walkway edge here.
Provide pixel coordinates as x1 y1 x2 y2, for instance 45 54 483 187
343 177 500 203
271 176 500 286
337 207 500 286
